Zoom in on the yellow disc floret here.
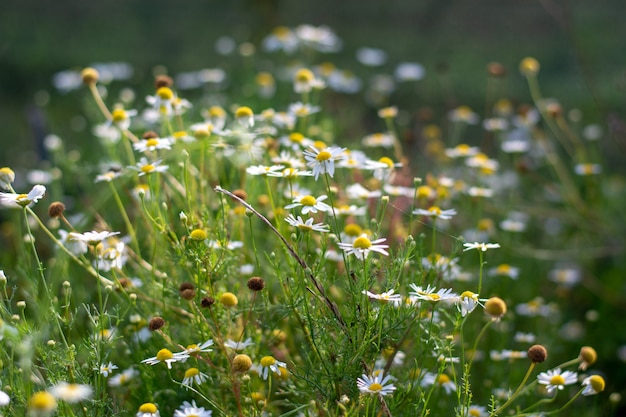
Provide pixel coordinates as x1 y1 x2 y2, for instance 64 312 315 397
156 348 173 362
353 236 372 250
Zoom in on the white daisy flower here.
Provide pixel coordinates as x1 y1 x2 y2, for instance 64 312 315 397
141 348 190 369
421 372 457 394
285 214 329 233
0 184 46 208
224 338 254 351
409 284 457 302
133 137 172 153
337 234 389 260
581 375 605 396
49 382 93 403
108 367 138 387
96 361 118 377
68 230 120 246
537 368 578 394
463 242 501 252
362 289 402 304
245 164 285 176
174 400 212 417
413 206 457 220
136 402 160 417
181 367 209 389
258 355 287 380
303 145 346 180
285 194 332 215
129 157 169 176
356 373 396 396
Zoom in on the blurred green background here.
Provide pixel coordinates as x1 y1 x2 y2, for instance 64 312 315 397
2 0 625 168
1 0 626 413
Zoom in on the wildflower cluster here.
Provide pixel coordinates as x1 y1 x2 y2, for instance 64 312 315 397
0 25 616 417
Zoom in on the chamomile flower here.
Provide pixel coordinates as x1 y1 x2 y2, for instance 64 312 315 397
285 194 332 214
465 405 488 417
337 234 389 260
181 339 214 357
285 214 330 233
346 183 382 200
303 145 346 180
456 291 483 316
356 373 396 396
68 230 120 246
133 137 172 153
537 368 578 394
28 391 57 416
362 132 395 148
141 348 190 369
0 184 46 208
258 355 287 380
362 289 402 304
421 372 457 394
489 264 520 279
59 230 89 255
109 107 137 130
288 102 320 118
365 157 401 182
463 242 501 252
108 367 138 387
136 402 160 417
0 167 16 190
413 206 457 220
181 367 209 389
267 167 314 179
448 106 479 124
246 164 285 176
207 240 243 250
97 361 118 377
95 169 121 183
49 382 93 403
146 86 176 115
445 144 480 158
174 400 212 417
224 338 254 351
129 157 169 176
581 375 605 396
409 284 457 302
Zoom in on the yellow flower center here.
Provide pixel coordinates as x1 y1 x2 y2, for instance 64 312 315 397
437 374 451 384
343 224 363 237
300 195 317 206
145 138 159 148
138 403 158 413
289 132 304 143
368 383 383 392
353 236 372 250
141 165 155 174
295 68 314 83
588 375 605 392
235 106 253 118
184 367 200 378
256 72 274 86
469 409 481 417
16 193 28 201
456 144 470 153
156 87 174 100
190 229 207 241
156 348 173 361
273 26 290 38
173 131 187 140
260 356 276 367
112 109 127 122
316 150 331 161
378 157 394 168
428 206 441 215
496 264 511 274
460 291 476 299
416 186 433 198
549 375 565 385
456 106 472 119
29 391 57 410
208 106 225 118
